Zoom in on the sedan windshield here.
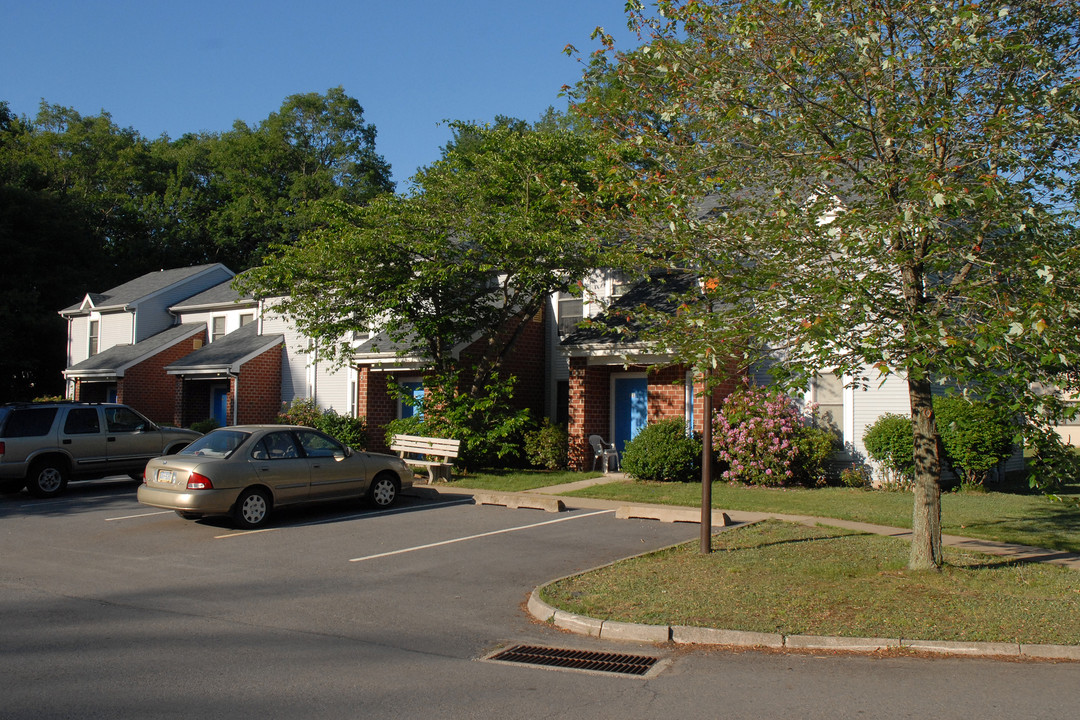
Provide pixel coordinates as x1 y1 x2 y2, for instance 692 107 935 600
178 430 251 459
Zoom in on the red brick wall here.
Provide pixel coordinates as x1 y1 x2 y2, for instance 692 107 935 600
119 332 207 424
358 307 549 453
494 306 546 414
567 357 613 470
236 343 283 425
459 306 547 415
566 359 746 470
358 367 395 453
690 361 742 432
648 366 688 425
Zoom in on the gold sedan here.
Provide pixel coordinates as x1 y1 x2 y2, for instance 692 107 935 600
138 425 414 528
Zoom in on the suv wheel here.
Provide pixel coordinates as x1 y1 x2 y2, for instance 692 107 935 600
26 459 69 498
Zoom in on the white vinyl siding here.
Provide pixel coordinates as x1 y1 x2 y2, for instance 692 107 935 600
261 301 358 415
131 266 233 342
99 312 135 351
260 310 308 407
68 316 90 365
175 307 259 339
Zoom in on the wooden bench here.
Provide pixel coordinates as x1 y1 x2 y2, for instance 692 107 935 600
390 434 461 483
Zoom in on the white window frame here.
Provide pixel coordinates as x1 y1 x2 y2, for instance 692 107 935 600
88 318 100 357
210 315 228 343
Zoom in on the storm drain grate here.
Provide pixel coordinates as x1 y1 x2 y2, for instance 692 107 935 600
487 645 659 676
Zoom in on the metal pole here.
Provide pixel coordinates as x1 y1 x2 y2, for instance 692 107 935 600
700 373 713 554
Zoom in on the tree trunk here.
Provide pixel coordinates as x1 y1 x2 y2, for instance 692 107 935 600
907 376 943 570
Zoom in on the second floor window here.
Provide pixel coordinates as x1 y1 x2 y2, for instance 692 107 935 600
239 313 255 327
211 316 227 342
88 320 99 356
557 293 583 335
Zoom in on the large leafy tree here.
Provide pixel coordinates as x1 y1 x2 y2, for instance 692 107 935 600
239 118 599 398
0 101 145 398
0 88 392 399
154 87 394 269
569 0 1080 569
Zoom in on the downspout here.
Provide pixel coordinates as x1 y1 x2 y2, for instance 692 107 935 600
230 370 240 426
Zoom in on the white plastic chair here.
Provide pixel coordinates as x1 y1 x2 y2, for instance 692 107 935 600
589 435 620 472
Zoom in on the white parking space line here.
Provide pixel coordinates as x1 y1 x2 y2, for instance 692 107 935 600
348 509 617 563
105 510 174 522
212 498 476 539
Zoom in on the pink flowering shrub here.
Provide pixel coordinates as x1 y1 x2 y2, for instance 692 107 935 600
713 385 835 487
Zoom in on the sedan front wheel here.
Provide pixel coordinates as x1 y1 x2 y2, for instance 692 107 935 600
233 487 272 529
367 473 400 509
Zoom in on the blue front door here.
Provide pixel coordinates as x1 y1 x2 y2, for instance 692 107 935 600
400 381 424 419
211 386 228 426
613 377 648 454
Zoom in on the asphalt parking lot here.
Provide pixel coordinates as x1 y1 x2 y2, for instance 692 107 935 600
3 478 1079 720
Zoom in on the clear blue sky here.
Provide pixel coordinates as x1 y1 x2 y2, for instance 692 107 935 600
1 1 640 189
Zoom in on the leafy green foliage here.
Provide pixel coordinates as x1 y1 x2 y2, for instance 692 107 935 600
862 414 917 487
0 90 392 399
189 418 222 434
797 424 841 487
864 398 1019 488
276 397 322 427
314 410 367 450
524 418 569 470
383 372 532 470
934 397 1017 486
839 466 871 489
621 418 703 482
569 0 1080 568
238 116 599 399
277 397 368 449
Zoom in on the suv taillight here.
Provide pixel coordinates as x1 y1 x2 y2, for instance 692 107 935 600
187 472 213 490
0 441 5 456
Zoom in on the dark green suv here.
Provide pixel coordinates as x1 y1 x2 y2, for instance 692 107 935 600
0 402 202 498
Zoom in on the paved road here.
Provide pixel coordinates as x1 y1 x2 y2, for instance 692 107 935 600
2 478 1077 719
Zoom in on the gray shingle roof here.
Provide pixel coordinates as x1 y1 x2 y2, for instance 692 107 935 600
63 323 205 377
166 322 283 372
60 264 231 314
170 279 253 311
561 271 700 347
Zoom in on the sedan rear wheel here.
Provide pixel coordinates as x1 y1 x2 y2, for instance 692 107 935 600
367 472 400 509
233 487 272 529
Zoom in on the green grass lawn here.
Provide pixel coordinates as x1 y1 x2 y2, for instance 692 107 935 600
562 480 1080 553
540 519 1080 645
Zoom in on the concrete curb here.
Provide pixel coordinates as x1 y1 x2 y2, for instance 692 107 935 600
472 491 565 513
615 506 732 526
527 589 1079 660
